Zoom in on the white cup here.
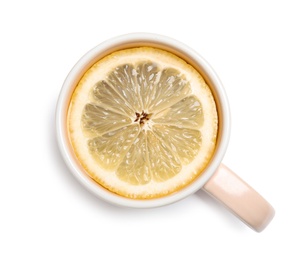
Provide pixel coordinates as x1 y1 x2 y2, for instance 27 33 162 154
56 33 274 232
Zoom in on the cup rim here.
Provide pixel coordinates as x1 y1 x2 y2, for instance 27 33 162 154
55 32 231 208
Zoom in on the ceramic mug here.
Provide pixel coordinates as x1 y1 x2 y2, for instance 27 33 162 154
56 33 275 232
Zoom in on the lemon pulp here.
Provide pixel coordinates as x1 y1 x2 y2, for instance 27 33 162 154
68 47 218 199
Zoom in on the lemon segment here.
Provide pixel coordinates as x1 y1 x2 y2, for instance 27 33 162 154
151 95 204 128
152 125 202 165
91 80 135 117
87 125 140 171
82 103 132 136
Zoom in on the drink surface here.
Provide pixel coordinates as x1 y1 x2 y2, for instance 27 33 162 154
68 47 218 199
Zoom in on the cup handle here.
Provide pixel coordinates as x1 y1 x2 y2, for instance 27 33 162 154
202 164 275 232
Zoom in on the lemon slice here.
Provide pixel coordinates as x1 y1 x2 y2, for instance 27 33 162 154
68 47 218 199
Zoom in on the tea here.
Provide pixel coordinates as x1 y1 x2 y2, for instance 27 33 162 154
67 47 218 199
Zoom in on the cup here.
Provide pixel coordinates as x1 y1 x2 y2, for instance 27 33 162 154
56 33 274 232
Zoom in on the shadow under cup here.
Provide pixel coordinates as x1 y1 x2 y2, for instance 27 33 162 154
56 33 230 208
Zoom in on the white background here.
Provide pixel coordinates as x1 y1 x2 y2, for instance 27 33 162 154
1 0 305 259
